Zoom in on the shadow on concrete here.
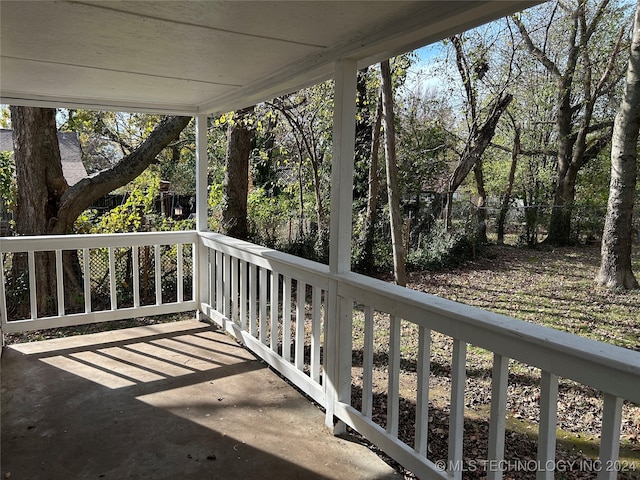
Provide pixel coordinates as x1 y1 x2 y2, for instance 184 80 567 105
2 320 398 480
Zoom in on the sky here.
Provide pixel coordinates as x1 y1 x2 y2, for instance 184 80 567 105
404 42 450 95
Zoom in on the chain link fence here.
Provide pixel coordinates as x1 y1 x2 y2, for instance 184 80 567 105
2 244 193 321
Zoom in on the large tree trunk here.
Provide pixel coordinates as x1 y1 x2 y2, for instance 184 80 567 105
9 106 190 316
381 60 407 286
443 93 513 225
546 78 582 245
596 2 640 289
513 4 627 246
222 106 254 240
11 107 72 315
546 164 579 245
12 108 68 235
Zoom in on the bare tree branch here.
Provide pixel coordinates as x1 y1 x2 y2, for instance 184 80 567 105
511 15 562 79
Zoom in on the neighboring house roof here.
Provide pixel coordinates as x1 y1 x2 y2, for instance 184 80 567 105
0 128 88 186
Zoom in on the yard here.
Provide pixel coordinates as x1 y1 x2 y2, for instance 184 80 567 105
4 243 639 479
351 244 640 478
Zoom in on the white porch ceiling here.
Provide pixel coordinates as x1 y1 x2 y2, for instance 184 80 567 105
1 1 539 115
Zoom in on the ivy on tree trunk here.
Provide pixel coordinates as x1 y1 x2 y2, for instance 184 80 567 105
222 106 255 240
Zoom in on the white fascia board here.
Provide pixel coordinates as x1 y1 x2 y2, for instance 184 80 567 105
0 92 199 116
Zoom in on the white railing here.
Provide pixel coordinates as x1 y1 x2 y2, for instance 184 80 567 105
196 233 640 480
2 230 639 479
0 231 197 333
198 232 329 406
335 273 640 480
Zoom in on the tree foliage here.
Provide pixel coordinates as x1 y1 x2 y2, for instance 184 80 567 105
512 0 631 245
4 0 636 284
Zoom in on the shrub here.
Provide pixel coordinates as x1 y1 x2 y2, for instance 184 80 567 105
407 221 475 271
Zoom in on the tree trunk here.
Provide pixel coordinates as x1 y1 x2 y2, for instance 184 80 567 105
513 4 627 246
354 68 373 204
309 150 328 257
9 106 190 315
381 60 407 286
596 1 640 289
497 126 520 245
473 159 488 244
356 94 382 275
442 93 513 226
222 106 254 240
546 165 579 245
10 107 70 315
11 107 67 235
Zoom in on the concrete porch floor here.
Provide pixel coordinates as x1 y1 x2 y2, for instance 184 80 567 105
2 319 399 480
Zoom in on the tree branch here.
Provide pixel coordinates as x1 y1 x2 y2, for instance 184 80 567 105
53 116 191 233
511 15 562 79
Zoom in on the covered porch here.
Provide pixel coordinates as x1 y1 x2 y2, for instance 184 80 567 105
2 230 639 479
2 319 398 479
2 1 640 479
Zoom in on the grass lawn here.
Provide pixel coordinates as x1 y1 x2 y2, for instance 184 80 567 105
408 244 640 351
350 243 640 478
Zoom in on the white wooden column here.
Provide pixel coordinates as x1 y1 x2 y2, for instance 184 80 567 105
325 58 357 433
195 114 209 319
195 114 208 233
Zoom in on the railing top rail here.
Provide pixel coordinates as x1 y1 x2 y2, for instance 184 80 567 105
2 230 637 403
337 271 640 404
0 231 198 252
199 232 331 289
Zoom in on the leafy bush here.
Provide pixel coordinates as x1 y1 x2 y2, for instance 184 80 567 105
277 235 318 261
247 187 296 247
407 221 475 271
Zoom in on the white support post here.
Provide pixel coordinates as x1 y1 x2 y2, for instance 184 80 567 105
176 243 184 303
239 259 247 330
448 339 467 480
195 114 209 320
270 271 279 351
0 240 8 337
195 114 208 233
154 244 162 305
598 394 623 480
414 326 430 455
83 248 92 313
55 249 65 317
259 267 268 344
249 263 257 337
310 285 322 383
362 305 374 418
387 315 401 437
28 251 37 319
109 247 117 310
325 58 357 433
537 370 558 480
488 354 509 480
294 280 305 370
282 275 292 362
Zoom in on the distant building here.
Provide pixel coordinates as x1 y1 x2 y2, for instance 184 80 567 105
0 128 88 186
